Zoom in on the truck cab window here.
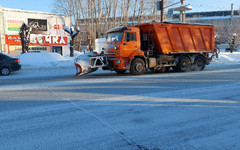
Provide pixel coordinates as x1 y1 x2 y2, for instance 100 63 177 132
124 32 136 41
106 32 123 42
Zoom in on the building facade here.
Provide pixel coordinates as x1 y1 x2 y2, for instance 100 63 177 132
0 6 71 56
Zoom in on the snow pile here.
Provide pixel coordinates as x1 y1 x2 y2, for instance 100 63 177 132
212 52 240 64
18 52 83 69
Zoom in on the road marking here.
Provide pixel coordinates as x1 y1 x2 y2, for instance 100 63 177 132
42 85 146 149
85 102 240 108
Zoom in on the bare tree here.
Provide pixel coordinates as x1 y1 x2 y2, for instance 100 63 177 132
53 0 171 50
132 0 138 25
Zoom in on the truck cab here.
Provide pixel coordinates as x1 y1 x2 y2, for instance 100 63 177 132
103 26 145 74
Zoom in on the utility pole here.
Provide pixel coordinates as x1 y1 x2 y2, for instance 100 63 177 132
161 0 164 22
157 0 164 22
230 3 234 25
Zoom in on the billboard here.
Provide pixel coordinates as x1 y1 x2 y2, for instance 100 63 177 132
28 18 47 31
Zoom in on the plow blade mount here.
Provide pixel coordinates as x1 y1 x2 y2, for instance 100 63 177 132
74 52 107 77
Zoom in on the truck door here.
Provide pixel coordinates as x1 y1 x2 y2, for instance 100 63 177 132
121 32 139 57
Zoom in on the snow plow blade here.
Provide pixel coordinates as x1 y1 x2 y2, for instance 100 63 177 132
74 52 107 77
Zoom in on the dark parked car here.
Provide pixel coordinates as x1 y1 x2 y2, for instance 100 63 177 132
0 53 21 76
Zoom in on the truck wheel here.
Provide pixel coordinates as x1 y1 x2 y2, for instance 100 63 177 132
1 67 11 76
115 70 126 74
192 56 206 71
130 58 146 75
176 56 191 72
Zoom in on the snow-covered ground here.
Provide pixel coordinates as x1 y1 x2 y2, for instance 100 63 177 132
212 52 240 64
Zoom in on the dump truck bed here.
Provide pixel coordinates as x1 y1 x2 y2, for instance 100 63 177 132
135 22 215 55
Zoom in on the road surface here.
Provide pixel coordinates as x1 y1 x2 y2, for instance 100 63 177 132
1 64 240 150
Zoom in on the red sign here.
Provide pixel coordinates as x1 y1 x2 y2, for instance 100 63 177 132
54 24 65 30
5 35 68 46
5 35 21 45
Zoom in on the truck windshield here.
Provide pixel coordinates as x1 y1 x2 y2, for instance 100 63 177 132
106 32 123 42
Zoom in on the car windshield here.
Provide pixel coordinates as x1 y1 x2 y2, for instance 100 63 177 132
106 32 123 42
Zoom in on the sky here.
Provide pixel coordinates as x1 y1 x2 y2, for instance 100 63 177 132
0 0 240 13
0 0 55 13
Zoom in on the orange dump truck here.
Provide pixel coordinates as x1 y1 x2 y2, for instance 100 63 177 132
75 22 217 76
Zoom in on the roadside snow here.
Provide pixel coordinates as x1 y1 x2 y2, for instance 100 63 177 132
17 51 83 69
212 52 240 64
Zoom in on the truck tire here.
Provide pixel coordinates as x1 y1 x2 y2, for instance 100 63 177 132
192 56 206 71
130 58 146 75
175 56 191 72
115 70 126 74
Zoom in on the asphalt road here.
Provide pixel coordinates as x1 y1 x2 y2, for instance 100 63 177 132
1 64 240 150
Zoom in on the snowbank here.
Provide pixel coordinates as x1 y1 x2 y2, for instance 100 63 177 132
18 51 83 69
212 52 240 64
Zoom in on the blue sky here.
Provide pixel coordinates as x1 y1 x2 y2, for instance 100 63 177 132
0 0 54 13
0 0 240 13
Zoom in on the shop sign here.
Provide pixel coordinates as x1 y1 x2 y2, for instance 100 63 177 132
5 35 21 44
28 18 47 31
5 35 68 46
30 35 67 45
8 45 50 55
8 46 22 55
29 46 49 52
7 20 24 31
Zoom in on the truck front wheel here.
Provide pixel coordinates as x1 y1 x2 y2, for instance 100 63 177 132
130 58 146 75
